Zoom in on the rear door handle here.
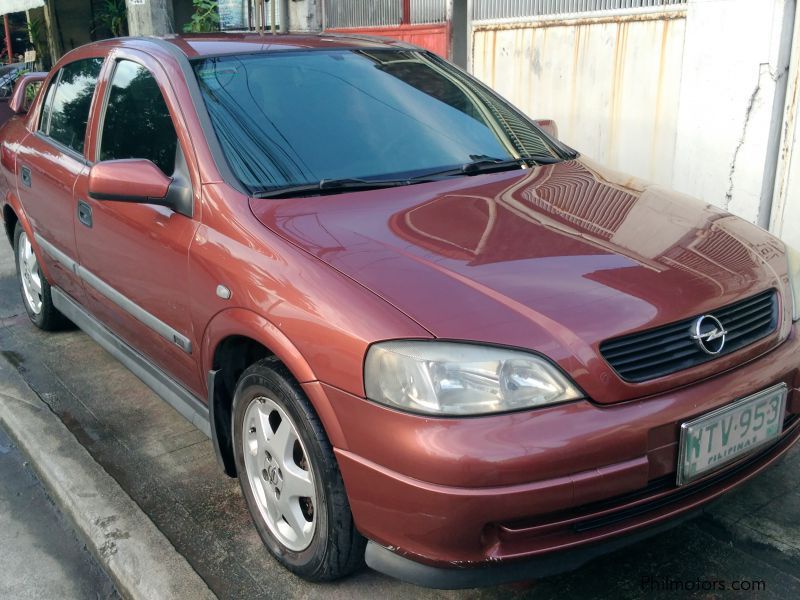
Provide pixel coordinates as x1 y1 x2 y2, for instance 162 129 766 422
20 165 31 187
77 200 93 228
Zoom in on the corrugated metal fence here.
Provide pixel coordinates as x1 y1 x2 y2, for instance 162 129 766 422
325 0 402 28
324 0 447 28
411 0 448 24
472 0 687 21
323 1 450 57
325 0 688 29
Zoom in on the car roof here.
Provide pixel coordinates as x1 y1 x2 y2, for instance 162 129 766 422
155 32 415 59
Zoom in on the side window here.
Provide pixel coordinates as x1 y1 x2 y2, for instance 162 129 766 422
44 58 104 154
38 75 58 133
100 60 178 175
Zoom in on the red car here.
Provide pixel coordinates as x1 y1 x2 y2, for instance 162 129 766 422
1 34 799 588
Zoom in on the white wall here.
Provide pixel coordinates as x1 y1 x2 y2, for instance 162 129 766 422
672 0 793 228
470 0 798 245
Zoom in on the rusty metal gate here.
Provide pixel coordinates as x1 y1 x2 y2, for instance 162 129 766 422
323 0 450 58
470 0 688 186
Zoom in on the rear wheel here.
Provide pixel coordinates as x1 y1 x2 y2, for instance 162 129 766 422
13 223 68 330
232 358 365 581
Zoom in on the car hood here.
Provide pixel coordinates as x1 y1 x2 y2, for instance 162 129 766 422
249 158 788 403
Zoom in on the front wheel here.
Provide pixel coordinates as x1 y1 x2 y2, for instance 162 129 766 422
13 223 68 330
232 358 365 581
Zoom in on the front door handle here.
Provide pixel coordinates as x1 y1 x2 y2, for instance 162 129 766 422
20 165 31 187
77 200 93 228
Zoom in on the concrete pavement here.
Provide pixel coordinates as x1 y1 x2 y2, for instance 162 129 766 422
0 236 799 598
0 353 217 600
0 425 118 600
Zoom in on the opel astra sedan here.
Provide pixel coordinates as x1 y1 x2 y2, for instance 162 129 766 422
1 34 798 588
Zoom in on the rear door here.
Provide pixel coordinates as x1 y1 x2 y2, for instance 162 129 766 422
75 53 202 395
15 57 104 303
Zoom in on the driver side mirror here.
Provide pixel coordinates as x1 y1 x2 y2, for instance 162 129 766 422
535 119 559 139
9 72 47 115
88 159 192 217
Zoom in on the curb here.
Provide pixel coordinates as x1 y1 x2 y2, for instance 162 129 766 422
0 355 216 600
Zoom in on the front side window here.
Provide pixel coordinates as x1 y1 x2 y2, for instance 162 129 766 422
99 60 178 175
193 49 563 195
44 58 104 154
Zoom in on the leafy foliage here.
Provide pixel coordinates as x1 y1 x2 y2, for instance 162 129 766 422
95 0 128 38
26 17 49 69
25 80 41 105
184 0 220 33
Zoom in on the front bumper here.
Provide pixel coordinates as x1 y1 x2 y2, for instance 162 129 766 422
364 508 703 589
323 326 800 586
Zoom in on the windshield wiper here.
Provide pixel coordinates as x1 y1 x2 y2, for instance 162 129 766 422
251 154 565 199
411 154 565 180
252 177 435 199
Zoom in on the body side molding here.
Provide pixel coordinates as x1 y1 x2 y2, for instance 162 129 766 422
35 233 193 353
52 287 210 436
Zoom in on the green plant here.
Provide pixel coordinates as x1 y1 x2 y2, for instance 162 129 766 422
25 80 41 105
95 0 128 38
26 17 49 67
183 0 220 33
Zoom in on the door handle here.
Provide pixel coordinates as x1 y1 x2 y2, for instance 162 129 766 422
77 200 93 228
20 165 31 187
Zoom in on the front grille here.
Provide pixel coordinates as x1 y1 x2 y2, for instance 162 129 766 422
600 290 779 382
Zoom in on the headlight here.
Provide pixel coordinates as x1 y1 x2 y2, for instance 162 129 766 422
788 245 800 322
364 341 583 416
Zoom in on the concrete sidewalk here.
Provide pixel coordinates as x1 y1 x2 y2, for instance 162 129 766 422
0 425 118 600
0 352 216 600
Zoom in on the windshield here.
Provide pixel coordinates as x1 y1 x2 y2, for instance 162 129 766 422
192 48 564 194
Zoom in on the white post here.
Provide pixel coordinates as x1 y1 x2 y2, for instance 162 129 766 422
771 1 800 248
125 0 175 36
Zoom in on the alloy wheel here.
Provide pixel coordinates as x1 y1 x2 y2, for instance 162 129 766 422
17 231 43 315
242 395 317 551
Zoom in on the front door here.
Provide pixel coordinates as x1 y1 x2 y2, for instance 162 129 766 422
75 55 202 395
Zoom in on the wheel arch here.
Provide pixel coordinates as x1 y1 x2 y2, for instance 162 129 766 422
202 308 346 477
3 201 18 246
2 193 55 282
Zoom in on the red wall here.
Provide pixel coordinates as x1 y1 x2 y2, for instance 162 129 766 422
326 23 450 58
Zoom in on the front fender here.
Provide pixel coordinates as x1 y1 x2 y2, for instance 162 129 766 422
201 307 348 451
200 306 316 383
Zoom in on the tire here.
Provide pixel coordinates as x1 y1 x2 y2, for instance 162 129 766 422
13 223 69 331
232 358 366 581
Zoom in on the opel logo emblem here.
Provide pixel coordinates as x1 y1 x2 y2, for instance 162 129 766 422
690 314 728 355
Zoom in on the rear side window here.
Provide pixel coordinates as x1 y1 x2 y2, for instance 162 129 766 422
37 77 58 133
41 58 104 155
99 60 178 175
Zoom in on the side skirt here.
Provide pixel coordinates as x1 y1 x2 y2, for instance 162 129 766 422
52 287 211 437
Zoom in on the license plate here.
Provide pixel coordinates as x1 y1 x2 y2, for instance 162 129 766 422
677 384 787 486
